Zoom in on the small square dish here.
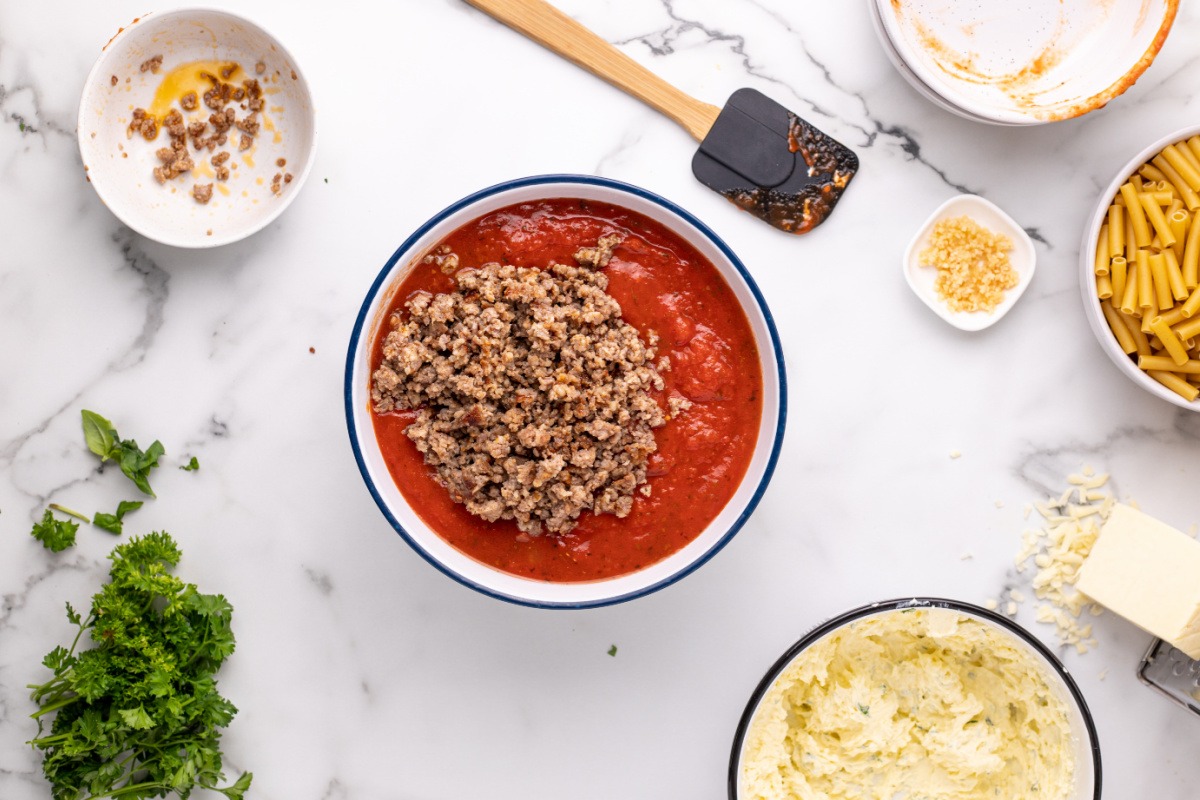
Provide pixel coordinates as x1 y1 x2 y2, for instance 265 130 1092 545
904 194 1036 331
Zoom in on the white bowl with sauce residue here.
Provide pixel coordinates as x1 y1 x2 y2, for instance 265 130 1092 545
872 0 1178 125
78 9 316 247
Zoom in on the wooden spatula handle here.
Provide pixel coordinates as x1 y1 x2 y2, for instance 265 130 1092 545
464 0 721 141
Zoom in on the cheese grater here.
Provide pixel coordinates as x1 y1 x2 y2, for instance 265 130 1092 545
1138 638 1200 716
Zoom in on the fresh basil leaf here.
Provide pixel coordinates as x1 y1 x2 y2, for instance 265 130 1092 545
116 439 164 497
116 500 143 517
81 412 165 496
80 410 117 460
93 513 122 535
93 500 144 535
180 456 200 472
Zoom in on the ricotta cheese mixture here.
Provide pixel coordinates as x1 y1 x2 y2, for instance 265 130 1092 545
740 608 1077 800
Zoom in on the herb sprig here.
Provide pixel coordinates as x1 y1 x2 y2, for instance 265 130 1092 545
27 532 251 799
81 410 165 497
92 500 144 536
31 510 79 553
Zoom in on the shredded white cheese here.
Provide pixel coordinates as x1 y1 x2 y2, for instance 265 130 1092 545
1008 470 1117 653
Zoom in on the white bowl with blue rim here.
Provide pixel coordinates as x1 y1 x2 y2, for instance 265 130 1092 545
345 175 786 609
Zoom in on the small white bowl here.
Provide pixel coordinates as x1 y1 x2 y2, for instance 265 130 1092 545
1079 124 1200 411
345 175 787 609
905 194 1036 331
874 0 1178 125
78 9 316 248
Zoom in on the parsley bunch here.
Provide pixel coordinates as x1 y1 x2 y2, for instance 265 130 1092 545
28 532 251 799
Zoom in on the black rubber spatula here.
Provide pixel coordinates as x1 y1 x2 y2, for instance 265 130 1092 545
464 0 859 235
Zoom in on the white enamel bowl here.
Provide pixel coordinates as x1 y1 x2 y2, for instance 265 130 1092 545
729 599 1101 800
872 0 1178 125
345 176 787 608
1080 125 1200 411
78 9 316 247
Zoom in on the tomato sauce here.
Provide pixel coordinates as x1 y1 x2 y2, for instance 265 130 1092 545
370 198 763 582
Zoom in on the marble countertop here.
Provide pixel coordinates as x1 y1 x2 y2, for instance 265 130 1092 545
2 0 1199 797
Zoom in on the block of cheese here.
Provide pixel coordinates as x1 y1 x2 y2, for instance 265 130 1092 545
1076 503 1200 659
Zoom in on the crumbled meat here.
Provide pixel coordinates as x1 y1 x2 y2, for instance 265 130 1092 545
139 54 163 74
276 157 286 167
203 74 234 111
209 107 235 134
423 245 459 274
667 395 692 417
152 140 193 183
118 61 281 202
163 109 185 139
110 75 118 87
243 79 264 112
235 115 260 136
284 173 292 184
255 61 266 75
573 232 624 268
371 234 681 535
128 108 158 140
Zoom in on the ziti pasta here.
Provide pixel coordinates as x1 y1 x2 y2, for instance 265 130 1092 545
1096 135 1200 403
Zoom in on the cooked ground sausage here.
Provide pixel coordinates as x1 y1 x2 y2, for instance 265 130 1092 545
371 234 686 534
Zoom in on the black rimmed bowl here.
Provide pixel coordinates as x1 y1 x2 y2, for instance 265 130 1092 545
344 175 786 609
729 598 1101 799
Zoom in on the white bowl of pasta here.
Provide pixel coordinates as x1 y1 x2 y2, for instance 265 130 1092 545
1081 125 1200 410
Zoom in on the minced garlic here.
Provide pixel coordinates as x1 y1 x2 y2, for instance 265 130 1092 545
920 215 1017 313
